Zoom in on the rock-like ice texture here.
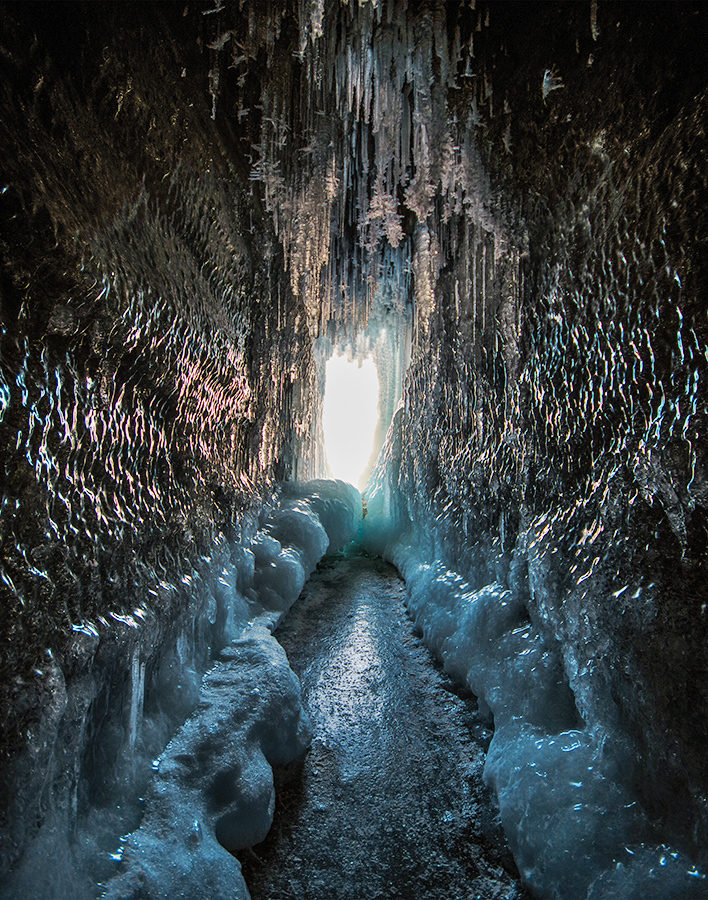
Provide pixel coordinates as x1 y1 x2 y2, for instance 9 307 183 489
361 470 708 900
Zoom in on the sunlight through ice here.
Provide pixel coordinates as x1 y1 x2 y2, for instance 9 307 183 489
323 354 379 489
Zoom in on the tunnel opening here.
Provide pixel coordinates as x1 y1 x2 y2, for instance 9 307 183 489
322 352 380 490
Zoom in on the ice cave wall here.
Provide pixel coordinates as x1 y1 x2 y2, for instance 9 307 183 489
1 2 708 899
0 3 331 895
357 2 708 897
247 1 708 887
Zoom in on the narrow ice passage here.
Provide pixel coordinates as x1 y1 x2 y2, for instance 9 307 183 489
238 553 531 900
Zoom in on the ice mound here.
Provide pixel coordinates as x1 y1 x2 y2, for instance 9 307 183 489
95 479 361 900
249 479 361 628
486 721 708 900
280 479 363 555
396 552 576 732
362 493 708 900
101 626 310 900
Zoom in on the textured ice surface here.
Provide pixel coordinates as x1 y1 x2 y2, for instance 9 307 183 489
1 480 360 900
361 490 708 899
0 102 323 896
101 626 311 900
95 479 361 900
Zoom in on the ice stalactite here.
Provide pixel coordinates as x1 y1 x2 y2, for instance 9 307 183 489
247 0 504 342
240 0 507 475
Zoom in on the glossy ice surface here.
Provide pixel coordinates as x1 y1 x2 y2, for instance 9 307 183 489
241 552 529 900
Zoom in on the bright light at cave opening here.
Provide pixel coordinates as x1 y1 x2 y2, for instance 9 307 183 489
323 354 379 490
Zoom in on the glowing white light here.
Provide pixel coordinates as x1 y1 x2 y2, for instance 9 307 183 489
323 354 379 489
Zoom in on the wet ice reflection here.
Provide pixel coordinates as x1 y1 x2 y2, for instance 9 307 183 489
308 604 385 775
240 554 529 900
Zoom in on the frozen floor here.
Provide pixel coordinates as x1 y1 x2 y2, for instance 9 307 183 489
238 552 531 900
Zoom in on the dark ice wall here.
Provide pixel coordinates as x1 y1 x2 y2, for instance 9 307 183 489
0 2 317 891
373 0 708 880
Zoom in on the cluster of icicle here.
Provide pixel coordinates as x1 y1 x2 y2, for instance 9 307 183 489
244 0 506 338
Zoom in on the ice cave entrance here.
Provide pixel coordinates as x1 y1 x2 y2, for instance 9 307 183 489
322 353 379 490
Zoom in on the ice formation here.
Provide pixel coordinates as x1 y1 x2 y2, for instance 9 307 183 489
363 474 707 898
1 2 707 899
4 479 360 900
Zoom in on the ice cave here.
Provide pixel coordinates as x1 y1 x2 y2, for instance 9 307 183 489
0 2 707 898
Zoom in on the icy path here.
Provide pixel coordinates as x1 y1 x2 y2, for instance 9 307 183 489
238 553 531 900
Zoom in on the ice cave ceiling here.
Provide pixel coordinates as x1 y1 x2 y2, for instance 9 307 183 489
0 1 707 898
